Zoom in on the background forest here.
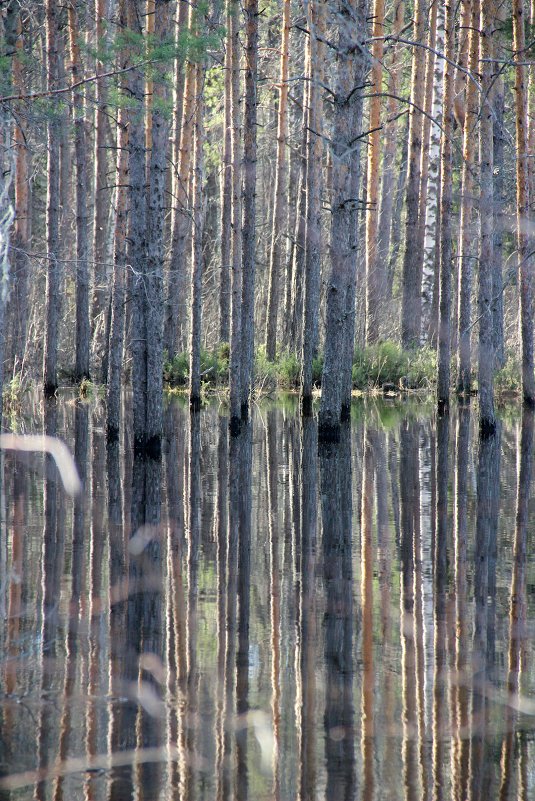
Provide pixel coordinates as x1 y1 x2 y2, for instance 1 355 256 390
0 0 533 442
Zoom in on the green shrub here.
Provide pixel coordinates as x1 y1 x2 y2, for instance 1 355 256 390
495 353 522 394
277 351 300 388
351 340 435 390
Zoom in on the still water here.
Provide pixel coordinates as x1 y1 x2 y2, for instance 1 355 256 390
1 395 535 800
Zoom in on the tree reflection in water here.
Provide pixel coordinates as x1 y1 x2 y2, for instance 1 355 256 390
0 398 535 801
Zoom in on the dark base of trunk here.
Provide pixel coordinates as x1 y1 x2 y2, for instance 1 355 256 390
437 397 449 417
479 417 496 439
241 401 249 421
523 392 535 408
318 420 340 444
301 394 313 417
229 415 241 437
134 434 162 460
457 392 471 406
190 395 201 413
44 382 58 398
340 402 351 422
106 425 120 444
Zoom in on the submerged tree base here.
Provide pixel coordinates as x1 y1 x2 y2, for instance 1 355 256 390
318 418 340 444
479 417 496 439
134 434 162 460
229 415 241 437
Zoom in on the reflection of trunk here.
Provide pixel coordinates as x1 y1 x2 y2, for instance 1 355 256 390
452 409 470 801
237 420 253 801
36 402 62 800
298 417 317 801
499 409 532 800
433 413 449 801
470 423 501 801
55 402 88 801
215 416 228 797
320 425 355 800
361 429 375 801
267 411 281 799
419 425 434 732
400 420 419 801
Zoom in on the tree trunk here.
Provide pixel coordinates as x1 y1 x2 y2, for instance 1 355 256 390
456 0 480 396
478 1 495 434
128 0 148 452
9 11 30 376
318 0 367 441
106 0 130 442
289 43 310 350
228 0 243 432
492 1 505 369
436 0 456 411
43 0 61 396
376 0 404 304
189 64 205 411
400 0 425 348
219 16 232 344
240 0 259 417
265 0 291 361
301 0 325 413
93 0 110 380
513 0 535 404
165 13 195 358
144 0 172 453
364 0 384 344
68 1 91 383
419 0 442 342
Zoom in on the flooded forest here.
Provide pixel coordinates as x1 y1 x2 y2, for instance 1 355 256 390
3 0 535 798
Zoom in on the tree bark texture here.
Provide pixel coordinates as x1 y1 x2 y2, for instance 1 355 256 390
437 0 455 411
228 0 243 431
68 0 91 383
513 0 535 404
456 0 480 395
301 0 325 412
491 1 505 369
364 0 385 344
189 64 205 411
400 0 426 348
478 1 496 434
240 0 259 417
220 15 232 343
265 0 290 361
318 0 367 440
43 0 61 396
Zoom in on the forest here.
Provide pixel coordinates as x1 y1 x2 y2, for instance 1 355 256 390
0 0 534 444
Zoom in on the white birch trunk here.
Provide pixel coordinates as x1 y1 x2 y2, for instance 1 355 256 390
421 1 445 341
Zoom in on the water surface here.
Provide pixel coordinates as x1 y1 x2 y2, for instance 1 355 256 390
1 396 535 800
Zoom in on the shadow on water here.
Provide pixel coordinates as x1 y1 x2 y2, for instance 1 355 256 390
2 396 535 800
